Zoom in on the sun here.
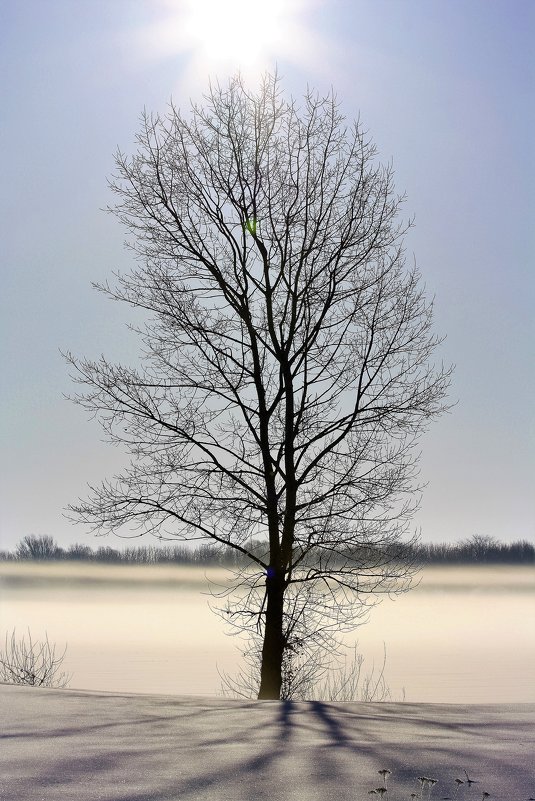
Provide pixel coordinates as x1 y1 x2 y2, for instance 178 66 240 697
139 0 316 80
183 0 290 67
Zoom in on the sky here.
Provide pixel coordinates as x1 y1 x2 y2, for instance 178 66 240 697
0 0 533 552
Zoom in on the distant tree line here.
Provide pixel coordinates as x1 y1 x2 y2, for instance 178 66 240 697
0 533 533 566
412 534 534 565
0 535 247 566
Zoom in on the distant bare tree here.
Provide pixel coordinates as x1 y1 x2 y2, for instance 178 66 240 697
67 73 451 699
16 535 61 560
66 543 94 560
0 629 71 688
460 534 498 561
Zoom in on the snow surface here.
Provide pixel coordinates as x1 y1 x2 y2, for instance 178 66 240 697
1 684 534 801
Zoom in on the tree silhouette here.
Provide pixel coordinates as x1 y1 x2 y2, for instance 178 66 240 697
67 74 451 699
16 535 60 560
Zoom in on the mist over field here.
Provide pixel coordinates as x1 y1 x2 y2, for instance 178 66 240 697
2 562 533 703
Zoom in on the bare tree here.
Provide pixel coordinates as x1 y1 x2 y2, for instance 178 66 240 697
16 535 61 560
67 73 451 699
0 629 71 688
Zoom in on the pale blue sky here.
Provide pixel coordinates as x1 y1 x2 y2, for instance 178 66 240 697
1 0 533 550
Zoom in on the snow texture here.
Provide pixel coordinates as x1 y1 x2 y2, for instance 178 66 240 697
1 683 534 801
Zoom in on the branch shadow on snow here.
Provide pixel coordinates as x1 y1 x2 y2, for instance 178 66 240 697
2 688 534 801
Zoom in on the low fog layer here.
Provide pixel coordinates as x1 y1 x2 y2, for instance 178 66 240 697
2 563 534 703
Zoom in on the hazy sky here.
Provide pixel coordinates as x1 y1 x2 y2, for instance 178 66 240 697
1 0 533 551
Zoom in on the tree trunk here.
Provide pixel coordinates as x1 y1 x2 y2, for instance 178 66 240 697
257 572 285 699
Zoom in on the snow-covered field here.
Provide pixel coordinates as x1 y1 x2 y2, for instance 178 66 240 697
1 684 533 801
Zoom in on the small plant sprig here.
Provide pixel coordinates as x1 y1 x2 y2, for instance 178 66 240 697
417 777 438 800
379 770 392 789
365 769 493 801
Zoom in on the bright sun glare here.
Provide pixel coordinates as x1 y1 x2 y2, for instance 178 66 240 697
184 0 288 65
142 0 314 80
